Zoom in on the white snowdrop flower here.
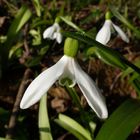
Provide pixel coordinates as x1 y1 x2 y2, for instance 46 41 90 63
43 23 62 44
20 38 108 119
96 18 129 45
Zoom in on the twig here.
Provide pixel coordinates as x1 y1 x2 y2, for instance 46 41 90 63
5 68 32 139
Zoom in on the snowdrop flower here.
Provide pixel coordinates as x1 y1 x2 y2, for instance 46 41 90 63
20 38 108 119
96 11 129 45
43 22 62 44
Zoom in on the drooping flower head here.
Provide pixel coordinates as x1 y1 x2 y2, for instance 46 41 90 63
43 17 62 44
96 11 129 45
20 38 108 119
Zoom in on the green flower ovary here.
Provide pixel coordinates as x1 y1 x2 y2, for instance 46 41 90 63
105 11 112 20
64 37 79 57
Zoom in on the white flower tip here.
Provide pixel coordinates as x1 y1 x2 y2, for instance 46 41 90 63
124 37 129 43
43 29 49 39
99 108 108 119
43 28 52 39
43 24 56 39
112 23 129 44
56 33 62 44
20 101 28 109
93 98 108 119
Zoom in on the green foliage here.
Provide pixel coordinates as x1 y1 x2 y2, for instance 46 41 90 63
62 31 140 74
5 5 32 49
61 16 84 33
95 99 140 140
39 94 53 140
55 114 92 140
1 1 140 139
32 0 42 17
109 5 140 39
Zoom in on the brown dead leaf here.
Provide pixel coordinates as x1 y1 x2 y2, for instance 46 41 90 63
51 98 70 113
49 86 70 100
0 16 7 27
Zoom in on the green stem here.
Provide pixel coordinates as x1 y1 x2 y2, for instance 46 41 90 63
65 85 93 135
65 85 82 111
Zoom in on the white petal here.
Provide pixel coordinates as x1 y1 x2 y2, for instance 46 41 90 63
43 25 55 39
73 60 108 119
54 23 61 31
52 23 62 43
96 20 112 45
20 56 68 109
59 56 76 87
112 23 129 43
56 32 62 44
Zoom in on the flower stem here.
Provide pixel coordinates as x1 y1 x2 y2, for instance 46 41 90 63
65 85 82 111
65 85 94 136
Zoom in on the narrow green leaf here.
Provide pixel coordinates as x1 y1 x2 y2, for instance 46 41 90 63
128 72 139 83
32 0 42 17
39 94 53 140
62 31 140 75
94 47 126 70
55 114 92 140
0 5 32 75
132 79 140 96
95 99 140 140
9 42 23 58
60 16 84 33
7 5 31 37
121 60 140 79
6 5 32 49
109 5 140 38
121 67 133 79
55 119 87 140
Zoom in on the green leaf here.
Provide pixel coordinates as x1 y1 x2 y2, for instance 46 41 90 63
29 29 41 45
94 47 126 69
6 5 32 49
32 0 42 17
39 46 49 56
0 5 31 76
132 79 140 96
9 42 23 58
25 57 42 67
39 94 53 140
0 137 6 140
95 99 140 140
121 60 140 79
128 72 139 83
62 31 140 74
55 114 92 140
109 5 140 38
121 67 133 79
60 16 84 33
